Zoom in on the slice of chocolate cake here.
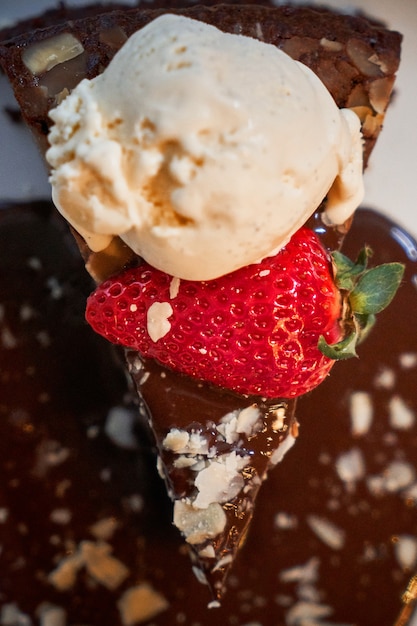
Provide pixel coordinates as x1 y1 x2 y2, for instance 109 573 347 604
1 202 416 625
0 1 402 601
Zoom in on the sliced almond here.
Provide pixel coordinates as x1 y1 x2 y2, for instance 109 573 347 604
350 105 373 124
346 83 369 109
369 76 396 114
22 33 84 76
362 112 384 137
99 26 128 49
281 36 318 59
347 38 383 77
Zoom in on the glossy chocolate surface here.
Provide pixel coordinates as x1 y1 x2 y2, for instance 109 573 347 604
1 203 416 625
127 351 297 598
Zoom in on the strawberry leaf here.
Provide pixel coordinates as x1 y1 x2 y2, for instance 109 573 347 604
332 246 372 291
349 262 404 315
318 331 359 360
319 248 404 363
355 313 376 343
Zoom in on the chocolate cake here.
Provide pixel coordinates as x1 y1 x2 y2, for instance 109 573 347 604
1 201 416 625
0 2 401 169
0 0 404 605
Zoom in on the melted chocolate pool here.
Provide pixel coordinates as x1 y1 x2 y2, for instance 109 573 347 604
0 203 416 625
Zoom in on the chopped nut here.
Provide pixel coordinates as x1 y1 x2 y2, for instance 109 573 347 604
399 352 417 369
393 535 417 571
99 26 128 49
22 34 84 76
173 500 226 544
90 516 119 541
236 404 261 436
118 583 169 625
270 433 297 466
367 461 416 496
281 36 318 60
389 396 415 431
193 452 249 508
347 38 383 77
306 514 346 550
369 76 396 114
254 21 264 42
335 447 365 491
275 511 298 530
350 105 373 124
320 38 343 52
286 600 333 625
199 544 216 559
368 53 389 74
346 83 370 109
163 428 209 455
350 391 373 437
362 112 384 137
55 88 70 106
146 301 173 342
279 557 319 584
373 366 396 390
270 405 287 432
48 551 84 591
211 553 233 572
81 541 129 590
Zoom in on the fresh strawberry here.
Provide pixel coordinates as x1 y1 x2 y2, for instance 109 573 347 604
85 227 404 399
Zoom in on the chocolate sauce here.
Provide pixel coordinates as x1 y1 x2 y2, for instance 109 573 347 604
1 202 416 625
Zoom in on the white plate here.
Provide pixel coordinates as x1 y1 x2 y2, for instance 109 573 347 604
0 0 416 237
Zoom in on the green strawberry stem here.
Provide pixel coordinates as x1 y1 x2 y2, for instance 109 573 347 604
319 248 404 360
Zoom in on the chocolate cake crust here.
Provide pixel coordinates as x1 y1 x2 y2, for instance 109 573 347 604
0 2 401 164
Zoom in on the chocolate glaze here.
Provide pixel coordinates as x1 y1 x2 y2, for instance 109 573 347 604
127 351 297 597
1 202 416 625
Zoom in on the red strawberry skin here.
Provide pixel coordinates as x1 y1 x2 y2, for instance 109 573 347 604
86 227 341 399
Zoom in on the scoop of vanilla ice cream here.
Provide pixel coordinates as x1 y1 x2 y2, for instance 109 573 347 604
46 14 364 281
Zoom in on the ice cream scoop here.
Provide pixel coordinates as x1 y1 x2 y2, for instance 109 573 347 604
46 13 364 281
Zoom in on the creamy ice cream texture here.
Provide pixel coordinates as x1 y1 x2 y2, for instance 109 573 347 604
46 13 364 282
